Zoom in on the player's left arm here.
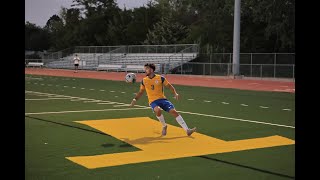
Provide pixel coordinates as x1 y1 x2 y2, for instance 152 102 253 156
163 78 179 100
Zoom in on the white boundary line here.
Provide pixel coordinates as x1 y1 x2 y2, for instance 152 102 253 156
113 104 130 107
177 110 295 129
25 91 147 108
83 100 102 103
260 106 269 109
25 107 150 115
98 102 117 105
25 98 73 101
25 90 295 129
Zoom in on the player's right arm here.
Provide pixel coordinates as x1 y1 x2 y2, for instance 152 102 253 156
130 80 145 107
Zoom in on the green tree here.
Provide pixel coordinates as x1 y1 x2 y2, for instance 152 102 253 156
144 17 189 44
25 22 50 51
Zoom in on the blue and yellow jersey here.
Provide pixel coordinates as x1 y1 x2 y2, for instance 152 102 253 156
140 74 171 104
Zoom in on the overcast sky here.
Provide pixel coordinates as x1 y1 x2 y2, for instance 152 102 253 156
25 0 151 27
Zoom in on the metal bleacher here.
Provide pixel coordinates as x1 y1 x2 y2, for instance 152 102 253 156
43 44 199 73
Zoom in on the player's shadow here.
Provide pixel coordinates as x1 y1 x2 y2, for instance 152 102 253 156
101 143 115 148
119 144 133 148
123 135 193 145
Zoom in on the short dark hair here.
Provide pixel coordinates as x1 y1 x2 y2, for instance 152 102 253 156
144 63 155 71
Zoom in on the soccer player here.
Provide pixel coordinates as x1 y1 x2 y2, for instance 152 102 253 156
130 63 196 136
73 54 80 73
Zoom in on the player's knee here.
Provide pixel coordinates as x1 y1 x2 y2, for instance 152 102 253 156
169 109 179 117
154 106 161 114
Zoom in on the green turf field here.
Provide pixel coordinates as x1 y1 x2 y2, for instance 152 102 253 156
25 74 295 180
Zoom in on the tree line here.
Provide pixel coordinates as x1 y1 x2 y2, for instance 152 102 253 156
25 0 295 53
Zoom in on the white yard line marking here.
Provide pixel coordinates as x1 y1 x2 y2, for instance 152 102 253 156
47 95 63 97
70 98 87 101
177 110 295 129
259 106 269 109
282 109 292 111
113 104 130 107
273 89 290 92
222 102 229 105
25 77 43 80
188 99 194 101
97 102 117 105
25 107 150 115
35 94 50 97
25 90 294 129
25 98 73 101
84 100 102 103
241 104 248 106
204 100 211 103
100 90 105 91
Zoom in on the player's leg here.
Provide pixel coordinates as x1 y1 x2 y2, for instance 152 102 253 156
151 101 167 136
168 108 196 136
154 106 166 126
163 100 196 136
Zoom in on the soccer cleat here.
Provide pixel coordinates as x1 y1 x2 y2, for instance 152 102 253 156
187 127 196 136
162 125 167 136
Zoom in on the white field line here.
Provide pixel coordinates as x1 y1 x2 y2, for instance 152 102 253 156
25 107 150 115
177 110 295 129
113 104 131 107
25 90 294 129
25 97 73 101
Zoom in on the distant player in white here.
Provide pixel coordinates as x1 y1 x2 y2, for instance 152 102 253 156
73 54 80 73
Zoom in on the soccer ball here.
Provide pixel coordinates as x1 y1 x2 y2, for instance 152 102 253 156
125 73 136 83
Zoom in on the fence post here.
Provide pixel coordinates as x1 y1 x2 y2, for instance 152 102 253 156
293 65 295 80
260 65 262 79
181 53 183 75
203 63 205 75
274 53 276 78
250 53 253 77
210 54 212 75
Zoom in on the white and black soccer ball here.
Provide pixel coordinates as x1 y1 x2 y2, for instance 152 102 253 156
125 73 136 83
